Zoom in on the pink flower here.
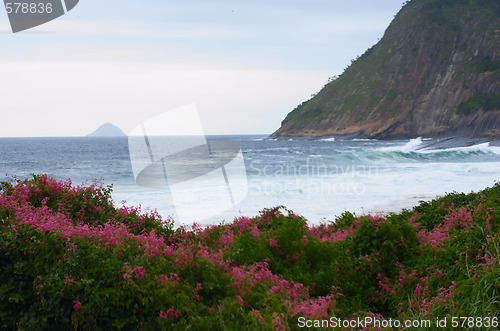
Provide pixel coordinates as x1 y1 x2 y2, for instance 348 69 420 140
73 300 82 310
159 307 179 320
269 237 278 247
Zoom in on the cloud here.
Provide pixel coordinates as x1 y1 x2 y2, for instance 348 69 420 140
0 1 402 137
39 19 245 40
0 60 329 137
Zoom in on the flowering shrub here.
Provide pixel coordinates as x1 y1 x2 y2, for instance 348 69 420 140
0 175 499 330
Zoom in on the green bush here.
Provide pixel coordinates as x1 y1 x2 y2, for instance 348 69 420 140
1 175 499 329
456 93 500 115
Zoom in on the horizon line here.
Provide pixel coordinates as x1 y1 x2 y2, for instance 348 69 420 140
0 133 271 139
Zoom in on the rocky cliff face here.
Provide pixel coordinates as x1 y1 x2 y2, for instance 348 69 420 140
272 0 500 139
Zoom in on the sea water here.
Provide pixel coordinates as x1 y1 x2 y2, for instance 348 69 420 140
1 135 499 226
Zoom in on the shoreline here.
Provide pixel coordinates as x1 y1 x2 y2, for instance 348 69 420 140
269 133 500 147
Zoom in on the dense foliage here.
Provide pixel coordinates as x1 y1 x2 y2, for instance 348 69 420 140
456 93 500 115
0 175 499 330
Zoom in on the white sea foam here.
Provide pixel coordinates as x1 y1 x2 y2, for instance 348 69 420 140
2 136 498 227
378 138 500 156
423 142 500 156
115 159 499 227
379 137 423 153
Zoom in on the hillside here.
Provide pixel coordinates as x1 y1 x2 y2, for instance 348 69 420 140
272 0 500 139
86 123 126 137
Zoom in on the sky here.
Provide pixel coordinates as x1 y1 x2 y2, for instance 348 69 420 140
0 0 404 137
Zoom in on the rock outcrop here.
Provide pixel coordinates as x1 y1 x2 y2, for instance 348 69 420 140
272 0 500 139
87 123 126 137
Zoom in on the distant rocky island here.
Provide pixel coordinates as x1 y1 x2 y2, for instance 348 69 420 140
87 123 126 137
272 0 500 139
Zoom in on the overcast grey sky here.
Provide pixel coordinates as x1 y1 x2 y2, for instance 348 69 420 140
0 0 404 137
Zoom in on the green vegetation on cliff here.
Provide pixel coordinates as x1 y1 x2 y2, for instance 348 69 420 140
273 0 500 138
457 93 500 115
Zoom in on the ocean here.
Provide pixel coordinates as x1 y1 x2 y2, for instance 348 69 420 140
1 135 499 227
